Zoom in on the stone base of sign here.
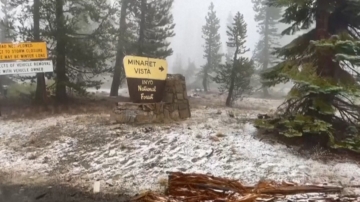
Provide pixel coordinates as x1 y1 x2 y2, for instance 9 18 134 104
111 74 191 124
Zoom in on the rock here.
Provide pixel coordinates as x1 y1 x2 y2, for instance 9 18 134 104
228 111 235 118
109 150 116 157
170 110 179 120
143 127 154 133
105 179 114 187
179 109 190 119
176 93 184 100
163 93 173 103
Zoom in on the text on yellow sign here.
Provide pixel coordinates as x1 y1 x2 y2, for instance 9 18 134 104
0 42 48 60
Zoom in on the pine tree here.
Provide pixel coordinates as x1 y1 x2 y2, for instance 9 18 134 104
184 58 196 83
172 54 183 74
110 0 132 96
0 0 9 42
109 0 174 95
255 0 360 152
214 12 254 106
0 0 10 94
34 0 47 104
201 2 222 92
6 0 117 102
134 0 175 59
252 0 281 96
225 12 235 64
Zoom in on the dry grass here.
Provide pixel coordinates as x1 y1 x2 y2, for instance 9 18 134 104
158 178 168 187
0 96 128 120
1 92 281 121
0 171 131 202
209 136 220 142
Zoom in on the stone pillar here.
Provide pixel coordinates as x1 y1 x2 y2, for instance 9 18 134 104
111 74 191 124
162 74 191 120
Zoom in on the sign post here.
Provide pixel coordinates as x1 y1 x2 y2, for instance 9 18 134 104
123 55 168 103
0 42 53 115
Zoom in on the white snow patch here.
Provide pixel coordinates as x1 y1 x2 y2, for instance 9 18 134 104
86 88 129 97
0 104 359 195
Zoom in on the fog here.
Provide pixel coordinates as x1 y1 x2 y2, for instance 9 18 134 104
167 0 300 73
98 0 304 90
1 0 306 91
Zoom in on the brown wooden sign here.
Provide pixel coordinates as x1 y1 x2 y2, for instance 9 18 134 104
123 55 168 103
126 78 166 103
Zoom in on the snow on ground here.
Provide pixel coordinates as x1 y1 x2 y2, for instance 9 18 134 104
1 97 360 197
87 88 129 97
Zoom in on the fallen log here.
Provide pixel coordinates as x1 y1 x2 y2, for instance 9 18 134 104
132 172 346 202
255 185 342 195
166 172 343 201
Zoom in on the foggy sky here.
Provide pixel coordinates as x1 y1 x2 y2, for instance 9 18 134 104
168 0 299 72
0 0 302 80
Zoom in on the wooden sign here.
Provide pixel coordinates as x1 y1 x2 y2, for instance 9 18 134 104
123 55 168 103
0 42 48 60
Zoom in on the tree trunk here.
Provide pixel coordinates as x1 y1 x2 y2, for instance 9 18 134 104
0 76 3 94
225 69 236 106
55 0 67 103
262 7 270 97
202 67 208 92
34 0 47 104
137 0 146 56
307 0 334 123
315 0 332 76
203 46 211 92
110 0 129 96
226 46 239 107
0 0 8 96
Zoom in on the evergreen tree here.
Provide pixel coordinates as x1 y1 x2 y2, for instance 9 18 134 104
225 12 235 64
0 0 10 94
172 54 183 74
34 0 47 104
109 0 175 96
214 12 254 106
201 2 222 92
110 0 132 96
255 0 360 152
134 0 175 58
252 0 281 96
184 58 196 83
0 0 10 42
6 0 117 102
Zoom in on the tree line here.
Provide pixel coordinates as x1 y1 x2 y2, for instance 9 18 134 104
0 0 175 103
0 0 278 108
173 0 281 106
173 0 360 152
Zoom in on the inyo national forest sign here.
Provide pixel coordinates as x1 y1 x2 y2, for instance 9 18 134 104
123 55 168 103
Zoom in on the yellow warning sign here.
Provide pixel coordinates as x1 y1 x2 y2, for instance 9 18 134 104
0 42 48 61
123 55 168 80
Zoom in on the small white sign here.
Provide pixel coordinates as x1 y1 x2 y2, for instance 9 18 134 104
0 60 53 75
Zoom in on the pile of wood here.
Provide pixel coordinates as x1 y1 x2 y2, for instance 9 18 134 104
131 172 344 202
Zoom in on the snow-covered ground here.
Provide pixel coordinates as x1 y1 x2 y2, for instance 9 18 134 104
86 87 129 97
1 97 360 198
